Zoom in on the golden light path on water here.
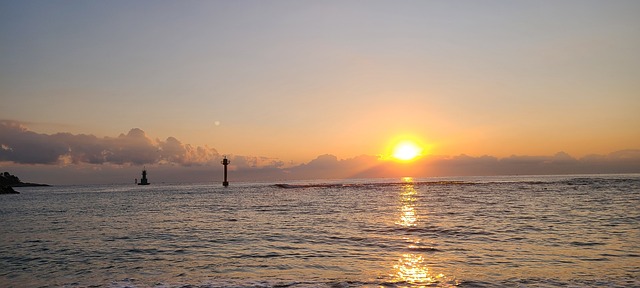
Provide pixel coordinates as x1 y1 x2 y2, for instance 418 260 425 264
396 177 418 228
390 177 457 287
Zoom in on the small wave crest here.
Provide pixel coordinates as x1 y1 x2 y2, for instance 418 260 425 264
273 181 470 189
108 279 382 288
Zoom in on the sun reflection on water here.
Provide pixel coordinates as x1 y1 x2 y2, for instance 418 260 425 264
393 253 447 285
396 177 419 227
391 177 457 286
399 205 417 227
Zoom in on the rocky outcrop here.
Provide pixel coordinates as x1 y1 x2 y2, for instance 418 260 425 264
1 172 49 187
0 185 19 194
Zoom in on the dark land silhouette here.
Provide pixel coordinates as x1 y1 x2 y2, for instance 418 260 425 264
1 172 49 194
0 185 18 194
1 172 49 187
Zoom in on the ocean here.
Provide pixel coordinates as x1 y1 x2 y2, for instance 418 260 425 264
1 175 638 287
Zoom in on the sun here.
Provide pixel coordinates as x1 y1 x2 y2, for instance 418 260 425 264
392 140 423 161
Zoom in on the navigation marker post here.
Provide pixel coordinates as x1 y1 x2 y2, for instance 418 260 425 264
221 156 230 187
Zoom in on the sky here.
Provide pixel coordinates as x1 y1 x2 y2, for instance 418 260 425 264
1 0 639 184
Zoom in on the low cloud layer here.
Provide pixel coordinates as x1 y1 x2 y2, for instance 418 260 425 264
282 151 640 180
0 120 219 166
2 120 639 185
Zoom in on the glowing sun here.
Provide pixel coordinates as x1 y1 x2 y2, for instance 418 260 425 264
392 141 423 161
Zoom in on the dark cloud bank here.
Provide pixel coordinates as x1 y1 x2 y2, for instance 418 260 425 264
0 120 219 166
1 120 639 184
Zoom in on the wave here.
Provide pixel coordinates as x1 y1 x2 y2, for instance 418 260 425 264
105 276 640 288
273 175 640 190
273 181 470 189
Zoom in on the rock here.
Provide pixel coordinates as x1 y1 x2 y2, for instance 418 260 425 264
1 172 49 187
0 185 19 194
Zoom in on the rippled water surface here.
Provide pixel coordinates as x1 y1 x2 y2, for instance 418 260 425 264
1 175 639 287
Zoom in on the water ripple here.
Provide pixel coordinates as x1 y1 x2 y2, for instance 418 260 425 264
1 175 638 287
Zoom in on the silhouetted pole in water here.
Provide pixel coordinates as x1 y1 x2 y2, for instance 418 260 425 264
221 156 230 187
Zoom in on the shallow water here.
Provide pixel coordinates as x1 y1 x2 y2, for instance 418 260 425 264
1 175 639 287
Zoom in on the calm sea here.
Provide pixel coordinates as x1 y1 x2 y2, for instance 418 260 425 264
1 175 639 287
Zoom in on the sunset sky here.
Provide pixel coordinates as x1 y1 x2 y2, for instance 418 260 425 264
1 1 639 184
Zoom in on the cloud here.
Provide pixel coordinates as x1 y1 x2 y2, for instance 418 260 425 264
0 120 69 164
2 119 639 185
0 120 219 166
157 136 219 166
231 155 285 169
286 154 381 179
281 151 640 180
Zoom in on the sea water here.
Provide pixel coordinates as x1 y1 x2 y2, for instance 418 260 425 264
1 175 638 287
